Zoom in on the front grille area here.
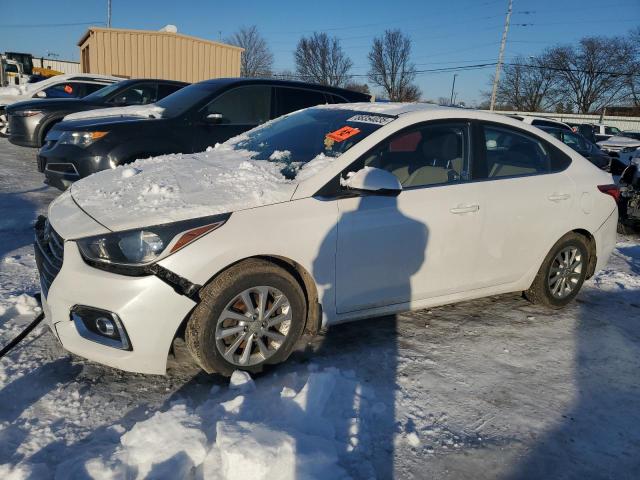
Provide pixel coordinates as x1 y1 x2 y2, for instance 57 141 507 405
34 216 64 298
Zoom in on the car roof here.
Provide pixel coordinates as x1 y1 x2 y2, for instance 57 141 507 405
315 101 445 116
113 78 190 86
194 77 370 99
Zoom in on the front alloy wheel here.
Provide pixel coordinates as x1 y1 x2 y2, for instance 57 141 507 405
215 286 292 367
186 259 306 376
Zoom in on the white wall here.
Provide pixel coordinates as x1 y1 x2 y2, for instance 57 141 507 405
491 110 640 131
32 57 81 74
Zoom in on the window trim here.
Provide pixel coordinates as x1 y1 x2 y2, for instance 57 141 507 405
470 120 572 183
320 118 473 196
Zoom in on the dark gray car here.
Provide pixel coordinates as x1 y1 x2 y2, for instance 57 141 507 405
7 79 188 148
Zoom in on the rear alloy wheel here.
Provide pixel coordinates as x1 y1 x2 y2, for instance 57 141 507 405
186 259 306 376
524 232 589 308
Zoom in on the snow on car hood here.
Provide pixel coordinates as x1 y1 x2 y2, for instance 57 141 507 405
0 93 25 107
69 143 332 231
598 135 640 147
64 104 165 121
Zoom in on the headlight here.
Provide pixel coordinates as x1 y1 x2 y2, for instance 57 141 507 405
58 130 109 147
77 213 230 271
12 110 42 117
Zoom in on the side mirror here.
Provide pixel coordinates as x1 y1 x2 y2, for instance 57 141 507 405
35 91 47 98
343 167 402 196
204 112 224 124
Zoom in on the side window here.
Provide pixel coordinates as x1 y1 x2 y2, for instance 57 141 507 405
359 123 469 188
109 84 158 105
563 131 586 151
477 125 552 179
605 126 620 135
157 83 184 100
82 83 109 96
204 86 271 124
275 88 328 117
42 82 84 99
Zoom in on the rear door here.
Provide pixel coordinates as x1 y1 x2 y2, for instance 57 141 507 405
273 87 328 118
187 85 272 152
472 122 575 287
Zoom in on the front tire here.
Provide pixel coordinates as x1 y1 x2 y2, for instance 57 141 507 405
185 259 307 376
524 233 589 309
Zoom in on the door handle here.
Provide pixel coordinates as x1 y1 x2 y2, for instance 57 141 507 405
450 204 480 214
548 193 570 202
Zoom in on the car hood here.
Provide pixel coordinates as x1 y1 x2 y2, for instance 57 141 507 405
64 103 164 121
68 144 332 232
7 98 96 112
53 115 162 131
0 93 26 107
597 136 640 148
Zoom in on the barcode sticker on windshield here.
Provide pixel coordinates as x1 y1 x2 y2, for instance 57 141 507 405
347 114 394 125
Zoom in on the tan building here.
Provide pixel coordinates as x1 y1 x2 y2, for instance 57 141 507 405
78 27 243 82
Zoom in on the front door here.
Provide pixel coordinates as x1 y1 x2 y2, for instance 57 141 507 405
335 121 485 314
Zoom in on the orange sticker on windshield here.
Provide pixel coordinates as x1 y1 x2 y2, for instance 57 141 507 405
326 126 361 142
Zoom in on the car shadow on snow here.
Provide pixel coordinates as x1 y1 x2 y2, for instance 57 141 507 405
302 194 428 478
0 186 49 261
508 280 640 479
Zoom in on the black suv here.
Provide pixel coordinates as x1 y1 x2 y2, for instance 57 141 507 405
7 79 188 148
38 78 370 190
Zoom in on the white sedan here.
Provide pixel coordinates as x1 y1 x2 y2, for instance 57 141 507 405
36 103 618 375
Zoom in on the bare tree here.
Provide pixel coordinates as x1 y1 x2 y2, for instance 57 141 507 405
625 27 640 107
368 30 421 101
495 53 560 112
294 33 353 86
547 36 635 113
226 25 274 77
344 81 371 96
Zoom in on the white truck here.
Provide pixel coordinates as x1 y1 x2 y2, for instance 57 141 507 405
0 56 30 87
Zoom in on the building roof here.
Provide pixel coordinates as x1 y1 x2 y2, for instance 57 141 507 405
77 27 243 52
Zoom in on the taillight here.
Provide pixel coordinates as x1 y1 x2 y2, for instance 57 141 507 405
597 184 621 203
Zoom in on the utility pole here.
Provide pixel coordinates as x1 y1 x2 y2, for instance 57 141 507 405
490 0 512 111
107 0 112 28
450 73 458 105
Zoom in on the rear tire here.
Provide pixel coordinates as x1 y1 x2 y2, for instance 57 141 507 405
185 259 307 376
524 233 589 309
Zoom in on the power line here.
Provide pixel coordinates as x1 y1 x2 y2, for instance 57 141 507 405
0 21 104 28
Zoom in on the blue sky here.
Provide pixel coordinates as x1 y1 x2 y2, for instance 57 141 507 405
1 0 638 104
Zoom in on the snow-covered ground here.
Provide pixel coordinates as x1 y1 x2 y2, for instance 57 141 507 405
1 137 639 479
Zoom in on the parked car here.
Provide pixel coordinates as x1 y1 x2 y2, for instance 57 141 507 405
509 114 573 132
37 78 371 190
539 126 610 170
0 73 119 136
35 103 618 375
7 79 188 148
597 133 640 174
618 157 640 233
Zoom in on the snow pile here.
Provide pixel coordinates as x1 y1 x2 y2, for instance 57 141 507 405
70 142 333 230
45 367 383 479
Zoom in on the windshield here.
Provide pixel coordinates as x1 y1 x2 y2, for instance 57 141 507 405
620 131 640 141
225 108 393 179
84 82 124 100
155 83 216 117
